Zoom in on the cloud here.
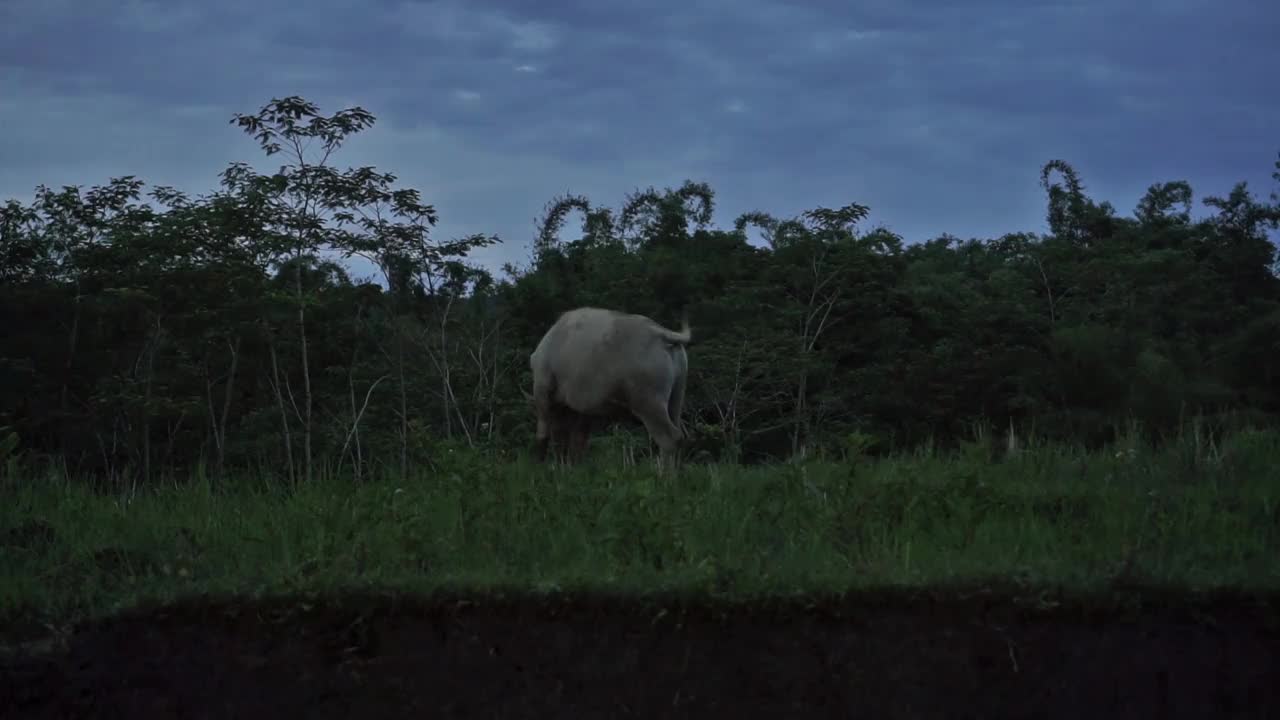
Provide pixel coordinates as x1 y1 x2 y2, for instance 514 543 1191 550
113 0 205 33
392 0 561 54
1 0 1277 283
0 79 241 200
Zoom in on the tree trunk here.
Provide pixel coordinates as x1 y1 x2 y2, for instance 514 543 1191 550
59 279 83 457
218 336 240 478
265 325 296 486
140 315 163 486
204 336 240 481
347 305 365 482
295 262 314 484
396 319 409 481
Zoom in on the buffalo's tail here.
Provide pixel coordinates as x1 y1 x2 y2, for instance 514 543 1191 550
655 310 692 345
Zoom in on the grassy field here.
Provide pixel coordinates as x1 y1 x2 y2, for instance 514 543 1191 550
4 427 1280 633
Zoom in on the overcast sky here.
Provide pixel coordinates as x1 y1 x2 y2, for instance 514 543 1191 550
3 0 1277 282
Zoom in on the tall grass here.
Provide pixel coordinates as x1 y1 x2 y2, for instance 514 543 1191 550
2 427 1279 630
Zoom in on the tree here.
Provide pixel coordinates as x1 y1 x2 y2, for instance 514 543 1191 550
220 96 496 483
3 103 1279 478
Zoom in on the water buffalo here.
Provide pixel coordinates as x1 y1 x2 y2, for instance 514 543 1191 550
527 306 691 470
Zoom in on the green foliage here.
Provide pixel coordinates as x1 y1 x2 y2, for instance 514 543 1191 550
0 426 19 479
1 96 1280 483
2 434 1277 627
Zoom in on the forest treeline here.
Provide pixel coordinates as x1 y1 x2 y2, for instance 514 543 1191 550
2 96 1279 483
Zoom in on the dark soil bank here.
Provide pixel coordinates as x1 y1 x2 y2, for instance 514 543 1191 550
4 587 1280 719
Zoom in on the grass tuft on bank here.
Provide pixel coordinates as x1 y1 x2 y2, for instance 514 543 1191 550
3 428 1279 634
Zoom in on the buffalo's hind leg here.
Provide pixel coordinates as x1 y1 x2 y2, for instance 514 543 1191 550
632 398 684 474
566 412 594 464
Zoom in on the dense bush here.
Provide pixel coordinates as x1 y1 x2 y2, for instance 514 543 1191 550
2 96 1279 484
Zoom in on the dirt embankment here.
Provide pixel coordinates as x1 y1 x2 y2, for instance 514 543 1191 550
3 587 1279 719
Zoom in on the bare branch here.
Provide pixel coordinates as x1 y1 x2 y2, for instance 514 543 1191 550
336 374 390 468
